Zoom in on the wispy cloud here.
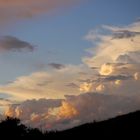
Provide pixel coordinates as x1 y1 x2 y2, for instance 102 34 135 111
0 65 90 100
0 0 81 24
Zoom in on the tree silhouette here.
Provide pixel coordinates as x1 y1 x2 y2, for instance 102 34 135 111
0 111 140 138
0 117 27 137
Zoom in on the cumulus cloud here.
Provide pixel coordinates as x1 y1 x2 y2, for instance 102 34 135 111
0 0 81 24
0 98 18 114
4 93 140 130
5 98 62 118
0 36 35 53
79 82 93 92
80 20 140 96
58 101 79 119
83 21 140 67
1 20 140 130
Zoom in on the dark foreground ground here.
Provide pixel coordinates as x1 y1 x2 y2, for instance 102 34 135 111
0 111 140 139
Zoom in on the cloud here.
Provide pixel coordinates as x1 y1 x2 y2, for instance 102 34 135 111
0 98 13 106
0 36 35 53
79 82 93 92
83 21 140 67
48 63 65 70
5 98 62 118
136 17 140 23
80 21 140 96
0 0 81 24
57 101 79 119
134 72 140 80
112 30 140 40
0 65 94 100
102 75 131 82
100 63 114 75
1 21 140 100
1 20 140 130
0 98 18 114
65 83 79 89
4 93 140 130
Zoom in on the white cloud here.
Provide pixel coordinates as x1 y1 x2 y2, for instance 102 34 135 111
83 22 140 67
1 20 140 130
0 64 94 100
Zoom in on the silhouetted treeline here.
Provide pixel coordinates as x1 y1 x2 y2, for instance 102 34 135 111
0 111 140 138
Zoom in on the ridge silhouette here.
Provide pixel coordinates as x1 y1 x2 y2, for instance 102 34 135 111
0 110 140 138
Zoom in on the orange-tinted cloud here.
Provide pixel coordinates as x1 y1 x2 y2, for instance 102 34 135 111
1 20 140 131
0 0 81 24
4 93 140 130
58 101 79 119
4 106 15 117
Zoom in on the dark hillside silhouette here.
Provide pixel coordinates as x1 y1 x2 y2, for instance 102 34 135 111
0 117 44 138
0 111 140 138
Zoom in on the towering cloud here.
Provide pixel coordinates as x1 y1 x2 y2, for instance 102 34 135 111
58 101 78 119
4 93 140 130
83 21 140 67
1 20 140 130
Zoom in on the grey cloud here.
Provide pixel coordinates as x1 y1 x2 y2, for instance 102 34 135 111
0 98 10 102
48 63 65 70
116 54 136 64
59 93 140 129
90 66 99 70
37 80 53 87
0 36 35 53
135 17 140 23
102 75 131 82
66 83 79 88
78 79 94 83
6 98 62 119
112 30 140 40
65 93 140 123
6 93 140 130
116 51 140 64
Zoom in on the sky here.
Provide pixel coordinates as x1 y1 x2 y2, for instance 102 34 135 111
0 0 140 130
